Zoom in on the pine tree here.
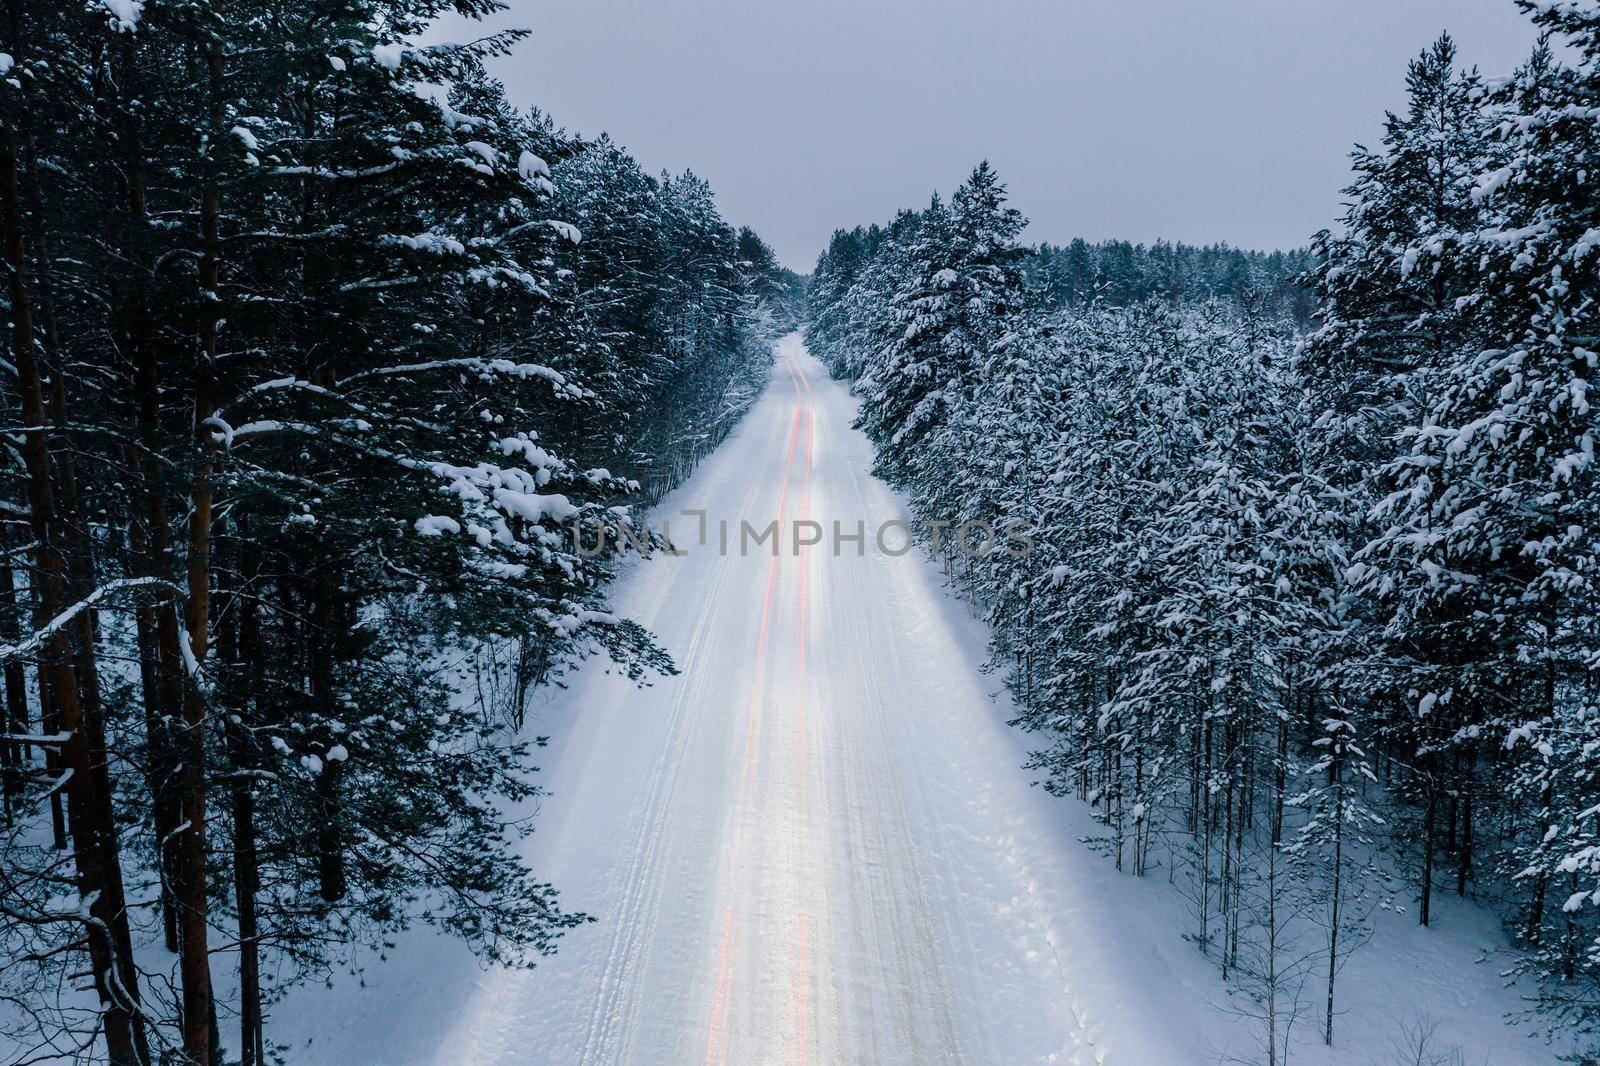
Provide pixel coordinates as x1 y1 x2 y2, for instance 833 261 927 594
854 162 1026 483
1303 33 1501 931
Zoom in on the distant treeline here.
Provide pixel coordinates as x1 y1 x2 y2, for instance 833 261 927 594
814 220 1314 322
1028 239 1314 319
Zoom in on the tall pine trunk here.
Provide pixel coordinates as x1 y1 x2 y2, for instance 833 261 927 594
0 521 28 820
1418 758 1435 928
113 25 187 952
311 576 346 902
231 562 266 1066
173 17 227 1061
1325 705 1344 1047
2 121 150 1066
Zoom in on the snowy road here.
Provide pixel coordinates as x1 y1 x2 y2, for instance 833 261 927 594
433 335 1203 1065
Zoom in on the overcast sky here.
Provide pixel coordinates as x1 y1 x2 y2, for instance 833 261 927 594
445 1 1540 270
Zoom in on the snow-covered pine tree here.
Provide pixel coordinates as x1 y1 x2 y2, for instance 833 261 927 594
854 163 1026 484
1302 33 1501 930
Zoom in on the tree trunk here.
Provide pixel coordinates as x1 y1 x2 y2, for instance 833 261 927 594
1456 750 1474 896
36 653 65 848
25 139 154 1037
1419 762 1435 928
233 593 266 1066
214 530 266 1065
0 521 29 820
113 25 187 952
1528 777 1553 945
2 124 150 1066
1325 727 1344 1047
311 576 346 902
174 21 227 1062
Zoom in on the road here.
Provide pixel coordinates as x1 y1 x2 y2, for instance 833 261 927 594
433 334 1200 1065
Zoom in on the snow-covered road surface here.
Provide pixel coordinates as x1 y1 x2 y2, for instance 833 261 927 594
433 334 1205 1065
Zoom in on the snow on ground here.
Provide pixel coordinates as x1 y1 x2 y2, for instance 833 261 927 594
272 335 1556 1065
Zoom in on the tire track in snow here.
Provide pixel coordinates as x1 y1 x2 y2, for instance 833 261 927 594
788 357 815 1066
580 399 799 1066
788 362 969 1064
843 445 1107 1066
702 356 808 1066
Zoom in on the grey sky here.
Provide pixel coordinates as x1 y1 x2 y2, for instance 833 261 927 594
452 1 1539 270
